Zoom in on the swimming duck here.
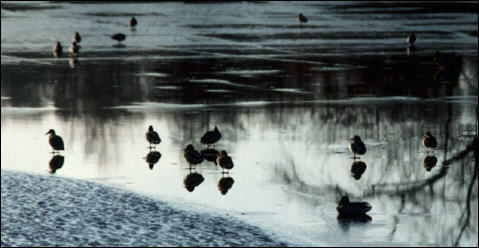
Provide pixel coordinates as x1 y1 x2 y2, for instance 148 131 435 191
49 155 65 174
200 126 222 148
184 144 204 166
69 42 79 56
129 17 137 28
146 150 162 170
298 13 308 24
337 196 371 216
406 32 416 47
146 125 161 148
72 32 81 43
421 132 437 152
349 135 366 160
218 176 235 195
53 41 62 57
216 150 234 171
111 33 126 44
183 171 204 192
46 129 64 152
350 161 367 180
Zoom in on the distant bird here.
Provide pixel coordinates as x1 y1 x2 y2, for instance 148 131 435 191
69 42 79 56
183 172 204 192
350 161 367 180
72 32 81 43
46 129 64 152
184 144 204 166
200 148 220 164
349 135 366 160
406 32 416 47
422 155 438 172
216 150 234 171
146 151 162 170
53 41 62 57
421 132 437 152
49 155 65 174
146 125 161 148
111 33 126 44
129 17 137 28
217 176 235 195
298 13 308 24
200 126 222 148
337 196 371 216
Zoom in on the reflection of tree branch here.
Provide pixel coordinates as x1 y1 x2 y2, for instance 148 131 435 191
365 137 477 197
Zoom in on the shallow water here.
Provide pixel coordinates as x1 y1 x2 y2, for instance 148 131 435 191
1 1 478 247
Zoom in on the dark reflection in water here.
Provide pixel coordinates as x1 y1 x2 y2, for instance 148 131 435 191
183 168 205 193
218 175 235 195
350 161 367 180
200 148 220 164
422 155 438 172
145 150 161 170
48 155 65 174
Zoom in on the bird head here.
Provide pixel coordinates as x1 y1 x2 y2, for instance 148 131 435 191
338 196 350 205
148 125 154 132
220 150 228 156
185 144 195 151
351 135 361 142
46 129 55 135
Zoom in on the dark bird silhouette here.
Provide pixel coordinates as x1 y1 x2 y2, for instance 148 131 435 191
49 155 65 174
217 150 234 172
407 32 416 47
421 132 437 153
146 151 162 170
183 171 204 192
72 32 81 43
349 135 366 160
337 196 371 216
422 155 438 172
184 144 204 166
111 33 126 44
350 161 367 180
217 176 235 195
69 42 79 56
298 13 308 24
129 17 137 28
200 126 222 148
46 129 64 152
53 41 62 57
146 125 161 148
200 148 220 164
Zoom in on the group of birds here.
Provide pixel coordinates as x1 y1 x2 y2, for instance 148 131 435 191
52 17 137 58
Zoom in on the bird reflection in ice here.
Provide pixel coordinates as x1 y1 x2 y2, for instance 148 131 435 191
48 155 65 174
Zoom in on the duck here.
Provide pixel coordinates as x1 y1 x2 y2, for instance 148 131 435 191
72 32 81 43
129 17 137 28
49 155 65 174
298 13 308 24
183 172 204 192
53 41 62 57
200 126 222 148
350 161 367 180
46 129 64 152
337 196 371 216
421 132 437 153
111 33 126 44
216 150 234 171
146 125 161 148
217 176 235 195
184 144 204 166
69 42 80 56
406 32 416 47
146 151 162 170
349 135 366 160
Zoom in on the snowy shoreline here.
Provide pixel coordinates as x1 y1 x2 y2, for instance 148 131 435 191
1 170 290 247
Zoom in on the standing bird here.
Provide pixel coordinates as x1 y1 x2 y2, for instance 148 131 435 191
421 132 437 153
69 42 80 56
337 196 371 216
298 13 308 24
146 125 161 148
111 33 126 44
216 150 234 172
129 17 137 28
46 129 64 152
406 32 416 47
72 32 81 43
53 41 62 57
184 144 204 166
349 135 366 160
200 126 222 148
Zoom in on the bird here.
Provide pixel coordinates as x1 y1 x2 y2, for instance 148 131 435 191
421 132 437 153
200 126 222 148
129 17 137 28
350 161 367 180
337 196 371 216
216 150 234 172
298 13 308 24
53 41 62 57
349 135 366 160
69 42 79 56
45 129 64 152
407 32 416 47
146 125 161 148
72 32 81 43
111 33 126 44
217 176 235 195
184 144 204 166
200 148 220 164
146 151 162 170
49 155 65 174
